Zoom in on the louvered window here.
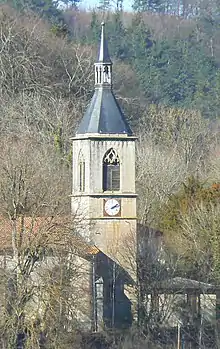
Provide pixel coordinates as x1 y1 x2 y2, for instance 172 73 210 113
103 148 120 191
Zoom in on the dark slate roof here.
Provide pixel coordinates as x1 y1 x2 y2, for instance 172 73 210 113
97 22 112 64
76 88 133 135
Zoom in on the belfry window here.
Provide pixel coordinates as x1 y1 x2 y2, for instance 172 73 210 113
78 153 85 192
103 148 120 191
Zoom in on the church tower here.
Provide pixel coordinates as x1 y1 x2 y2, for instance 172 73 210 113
71 23 137 276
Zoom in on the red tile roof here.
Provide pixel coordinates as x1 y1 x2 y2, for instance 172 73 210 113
0 215 99 256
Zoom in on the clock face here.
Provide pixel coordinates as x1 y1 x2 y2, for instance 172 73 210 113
104 199 121 216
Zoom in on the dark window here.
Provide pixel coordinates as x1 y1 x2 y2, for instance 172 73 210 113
79 158 85 192
103 148 120 191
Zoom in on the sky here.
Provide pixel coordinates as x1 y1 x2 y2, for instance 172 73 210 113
79 0 133 11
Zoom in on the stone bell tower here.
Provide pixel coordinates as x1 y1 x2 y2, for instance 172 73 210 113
71 23 137 276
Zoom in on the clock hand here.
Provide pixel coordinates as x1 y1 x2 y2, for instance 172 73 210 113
111 203 120 209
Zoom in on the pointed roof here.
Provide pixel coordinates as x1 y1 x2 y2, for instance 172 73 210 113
97 22 112 64
77 88 132 135
76 23 133 136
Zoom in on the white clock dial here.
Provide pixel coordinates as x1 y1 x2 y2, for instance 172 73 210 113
104 199 120 216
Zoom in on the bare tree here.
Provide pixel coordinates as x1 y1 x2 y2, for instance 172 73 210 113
0 134 93 348
0 5 94 99
136 105 212 227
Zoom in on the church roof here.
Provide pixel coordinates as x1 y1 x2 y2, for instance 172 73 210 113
76 87 133 135
76 23 132 136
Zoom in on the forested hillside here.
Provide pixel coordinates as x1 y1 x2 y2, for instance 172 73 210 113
64 8 220 120
0 1 220 348
1 0 220 121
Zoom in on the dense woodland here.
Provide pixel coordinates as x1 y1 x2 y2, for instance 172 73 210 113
0 0 220 347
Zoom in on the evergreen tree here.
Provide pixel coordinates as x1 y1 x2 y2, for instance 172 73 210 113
0 0 63 23
107 12 128 59
85 11 100 44
133 0 166 12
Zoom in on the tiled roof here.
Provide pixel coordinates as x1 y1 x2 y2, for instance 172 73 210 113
0 216 99 257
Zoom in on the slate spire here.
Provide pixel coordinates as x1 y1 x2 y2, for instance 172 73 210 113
76 23 132 136
97 22 112 64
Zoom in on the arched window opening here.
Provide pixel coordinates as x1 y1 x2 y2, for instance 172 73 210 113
103 148 120 191
95 66 99 84
78 153 85 192
103 65 109 83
